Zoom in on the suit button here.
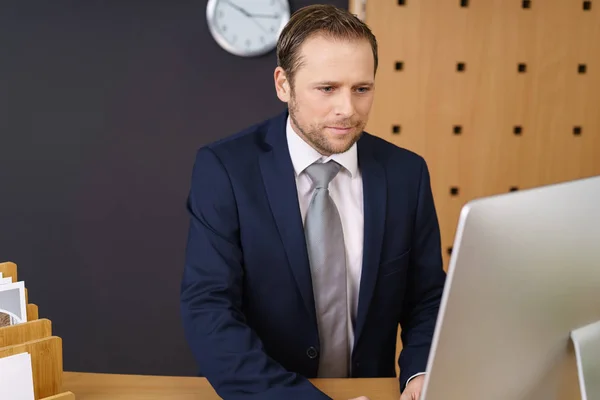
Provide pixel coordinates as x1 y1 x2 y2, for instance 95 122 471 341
306 347 318 359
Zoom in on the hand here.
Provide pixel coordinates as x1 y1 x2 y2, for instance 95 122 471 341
400 375 424 400
348 397 370 400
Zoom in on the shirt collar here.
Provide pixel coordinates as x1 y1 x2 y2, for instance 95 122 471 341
285 115 358 178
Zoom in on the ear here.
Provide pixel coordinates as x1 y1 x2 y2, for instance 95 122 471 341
274 67 291 103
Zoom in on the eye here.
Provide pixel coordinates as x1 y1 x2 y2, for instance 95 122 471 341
356 87 371 93
319 86 334 93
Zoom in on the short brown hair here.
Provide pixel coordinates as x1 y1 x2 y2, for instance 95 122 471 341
276 4 378 87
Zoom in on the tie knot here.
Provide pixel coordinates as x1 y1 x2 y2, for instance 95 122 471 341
305 161 342 189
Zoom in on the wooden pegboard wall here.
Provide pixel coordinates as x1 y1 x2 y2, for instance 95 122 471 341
353 0 600 269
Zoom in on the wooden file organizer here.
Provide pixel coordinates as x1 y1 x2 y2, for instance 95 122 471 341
0 261 75 400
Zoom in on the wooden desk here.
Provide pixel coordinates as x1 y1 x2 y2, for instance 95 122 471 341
63 372 400 400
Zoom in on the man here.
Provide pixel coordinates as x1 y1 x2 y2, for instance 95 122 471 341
180 4 446 400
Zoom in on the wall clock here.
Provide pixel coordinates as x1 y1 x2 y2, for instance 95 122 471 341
207 0 291 57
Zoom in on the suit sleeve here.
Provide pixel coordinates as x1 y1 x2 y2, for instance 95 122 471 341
397 157 447 392
180 148 331 400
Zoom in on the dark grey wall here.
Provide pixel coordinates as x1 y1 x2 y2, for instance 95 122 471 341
0 0 348 376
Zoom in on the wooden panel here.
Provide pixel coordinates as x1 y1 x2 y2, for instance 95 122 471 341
0 261 17 282
0 319 52 347
360 0 600 269
41 392 75 400
0 337 63 399
28 304 40 321
348 0 365 21
353 0 600 378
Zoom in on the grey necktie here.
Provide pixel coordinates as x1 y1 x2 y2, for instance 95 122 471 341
304 161 349 378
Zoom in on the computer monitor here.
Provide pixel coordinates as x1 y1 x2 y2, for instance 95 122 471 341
421 175 600 400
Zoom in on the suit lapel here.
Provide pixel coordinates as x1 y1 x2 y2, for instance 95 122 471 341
354 136 386 347
258 117 386 345
259 112 317 326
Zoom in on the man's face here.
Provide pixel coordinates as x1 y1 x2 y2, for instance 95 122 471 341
277 34 375 156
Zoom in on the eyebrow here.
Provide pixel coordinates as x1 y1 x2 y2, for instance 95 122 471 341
315 81 375 87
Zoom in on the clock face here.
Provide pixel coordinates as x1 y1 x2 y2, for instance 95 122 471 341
207 0 291 57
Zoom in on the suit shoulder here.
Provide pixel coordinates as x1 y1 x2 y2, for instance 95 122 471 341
206 120 268 154
361 132 426 168
193 115 275 165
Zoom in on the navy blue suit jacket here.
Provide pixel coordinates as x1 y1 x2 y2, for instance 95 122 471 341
180 110 446 399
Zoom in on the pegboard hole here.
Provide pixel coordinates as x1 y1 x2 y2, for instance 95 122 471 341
522 0 531 9
514 126 523 135
457 62 466 72
578 64 587 74
398 0 406 5
450 187 460 196
510 187 519 192
453 125 462 135
574 126 582 136
392 125 401 134
460 0 469 7
518 63 527 73
447 247 453 256
583 1 592 10
395 61 404 71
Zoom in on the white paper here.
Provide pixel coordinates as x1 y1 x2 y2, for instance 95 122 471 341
0 353 35 400
0 281 27 327
0 272 15 285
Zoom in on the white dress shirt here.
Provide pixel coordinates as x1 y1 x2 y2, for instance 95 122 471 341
285 116 364 359
285 116 425 386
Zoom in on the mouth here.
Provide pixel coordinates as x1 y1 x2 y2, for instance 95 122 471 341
327 126 354 134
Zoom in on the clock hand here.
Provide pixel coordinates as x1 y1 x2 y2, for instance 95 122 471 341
221 0 251 17
222 0 268 33
247 16 268 34
247 13 280 19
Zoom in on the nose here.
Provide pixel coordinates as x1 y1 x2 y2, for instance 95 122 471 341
334 90 355 118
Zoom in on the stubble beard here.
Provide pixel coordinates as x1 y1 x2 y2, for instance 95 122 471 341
288 92 364 156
